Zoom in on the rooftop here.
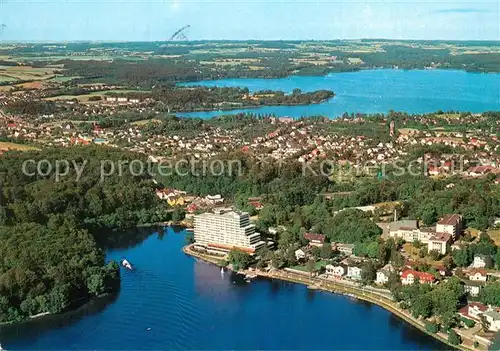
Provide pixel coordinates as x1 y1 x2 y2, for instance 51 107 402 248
438 214 462 226
389 220 418 232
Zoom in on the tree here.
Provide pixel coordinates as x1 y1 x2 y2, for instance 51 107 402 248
443 256 454 272
480 315 491 331
311 246 321 259
411 294 433 318
448 329 461 345
361 261 376 285
227 249 252 271
306 259 316 277
390 251 405 268
429 249 441 261
320 242 333 259
425 321 439 333
171 208 185 222
479 281 500 306
452 247 471 267
87 274 106 296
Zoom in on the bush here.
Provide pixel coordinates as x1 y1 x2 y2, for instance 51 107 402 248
448 330 461 345
473 341 479 348
425 321 439 333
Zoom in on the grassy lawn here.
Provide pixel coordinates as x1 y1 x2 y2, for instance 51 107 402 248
45 89 150 102
291 260 328 272
402 243 444 266
49 76 80 82
0 75 16 83
487 229 500 246
130 118 162 126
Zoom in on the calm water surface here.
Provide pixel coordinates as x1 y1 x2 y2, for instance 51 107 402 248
0 228 447 350
178 69 500 118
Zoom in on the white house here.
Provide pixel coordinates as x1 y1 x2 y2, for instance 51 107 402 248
463 280 484 297
483 309 500 332
295 247 311 261
467 268 488 282
472 255 488 268
458 302 487 322
336 243 354 256
347 266 362 280
375 264 394 285
325 264 346 278
376 270 390 285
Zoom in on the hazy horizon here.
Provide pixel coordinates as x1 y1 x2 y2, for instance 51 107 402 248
1 0 499 42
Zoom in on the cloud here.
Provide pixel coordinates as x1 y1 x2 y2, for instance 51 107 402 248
433 8 489 14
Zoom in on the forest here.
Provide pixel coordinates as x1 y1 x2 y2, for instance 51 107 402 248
0 146 172 323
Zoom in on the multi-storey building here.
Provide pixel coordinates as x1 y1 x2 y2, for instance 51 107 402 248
436 214 462 240
194 209 265 255
388 220 435 243
427 233 451 255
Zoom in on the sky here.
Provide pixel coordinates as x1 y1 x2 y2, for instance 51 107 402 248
0 0 499 42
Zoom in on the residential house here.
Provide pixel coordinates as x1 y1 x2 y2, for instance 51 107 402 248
335 243 354 256
295 247 312 261
347 265 362 281
303 233 326 247
483 309 500 332
472 255 488 268
376 263 394 285
468 165 497 177
462 279 484 297
167 196 185 207
436 214 462 239
247 197 264 210
458 302 488 322
467 268 488 282
401 270 435 285
206 194 224 204
325 264 346 278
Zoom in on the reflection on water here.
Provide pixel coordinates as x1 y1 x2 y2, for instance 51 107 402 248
0 293 118 344
95 226 157 250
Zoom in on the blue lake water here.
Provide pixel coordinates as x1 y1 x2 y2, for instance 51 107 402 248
0 228 446 350
177 69 500 118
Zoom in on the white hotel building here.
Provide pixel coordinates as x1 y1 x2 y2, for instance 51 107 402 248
194 209 265 255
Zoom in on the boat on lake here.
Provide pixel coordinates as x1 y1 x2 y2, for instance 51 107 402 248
121 259 133 270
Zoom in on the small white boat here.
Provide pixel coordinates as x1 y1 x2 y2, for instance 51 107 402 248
121 259 133 270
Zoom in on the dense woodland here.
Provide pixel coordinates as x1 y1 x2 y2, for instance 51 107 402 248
0 146 173 323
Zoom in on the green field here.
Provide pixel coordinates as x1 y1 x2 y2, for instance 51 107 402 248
44 89 151 102
0 75 16 83
291 260 329 272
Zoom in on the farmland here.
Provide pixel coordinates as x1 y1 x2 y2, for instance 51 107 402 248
0 141 39 151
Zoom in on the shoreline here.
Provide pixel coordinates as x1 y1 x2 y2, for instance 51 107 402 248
0 292 114 327
183 244 480 351
173 95 335 114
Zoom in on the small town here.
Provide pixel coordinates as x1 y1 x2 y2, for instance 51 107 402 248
184 206 500 350
0 17 499 349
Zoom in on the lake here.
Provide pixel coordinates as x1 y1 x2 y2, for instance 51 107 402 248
0 228 447 350
177 69 500 118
